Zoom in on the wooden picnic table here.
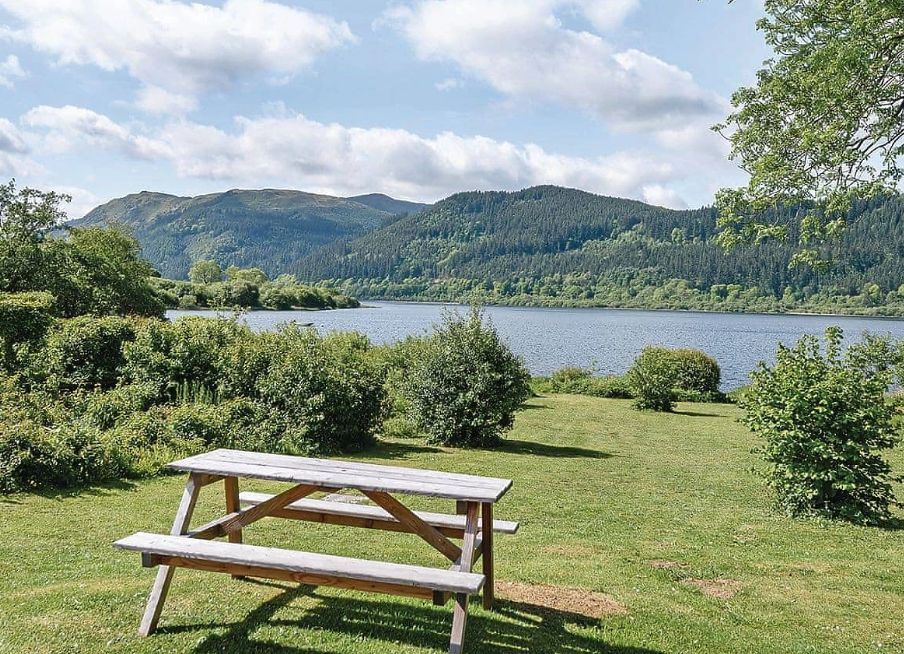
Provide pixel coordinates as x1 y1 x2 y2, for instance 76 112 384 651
114 448 518 654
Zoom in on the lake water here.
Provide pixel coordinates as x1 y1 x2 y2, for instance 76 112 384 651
167 302 904 389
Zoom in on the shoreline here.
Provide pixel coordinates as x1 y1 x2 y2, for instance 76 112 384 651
347 297 904 322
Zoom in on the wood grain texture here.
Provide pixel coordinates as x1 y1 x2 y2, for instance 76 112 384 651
481 502 494 609
449 501 480 654
168 449 512 502
116 532 485 594
239 492 519 535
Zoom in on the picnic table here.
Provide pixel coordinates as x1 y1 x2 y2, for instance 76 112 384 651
114 448 518 654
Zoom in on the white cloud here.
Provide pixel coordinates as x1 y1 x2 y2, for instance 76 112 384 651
52 185 101 220
385 0 723 130
0 53 25 88
642 184 687 209
0 116 40 178
21 104 692 206
435 77 464 92
22 105 167 159
0 0 354 113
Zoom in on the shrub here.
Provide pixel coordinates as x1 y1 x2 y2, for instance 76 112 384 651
547 366 633 398
253 326 387 453
0 291 55 370
627 347 678 411
670 348 721 398
741 327 901 523
401 308 531 447
37 315 136 390
123 316 249 398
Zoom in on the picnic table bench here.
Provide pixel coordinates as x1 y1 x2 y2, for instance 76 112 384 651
114 448 518 654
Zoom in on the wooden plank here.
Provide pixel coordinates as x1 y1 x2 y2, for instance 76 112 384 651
149 555 436 601
204 449 509 492
224 476 243 581
239 492 520 535
115 533 485 595
168 450 512 502
138 473 202 636
190 483 321 540
481 502 494 610
449 502 480 654
362 490 462 562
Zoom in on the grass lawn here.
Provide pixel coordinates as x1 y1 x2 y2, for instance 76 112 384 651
1 394 902 654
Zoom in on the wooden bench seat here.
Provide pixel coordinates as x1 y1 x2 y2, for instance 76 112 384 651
238 491 520 537
115 532 485 599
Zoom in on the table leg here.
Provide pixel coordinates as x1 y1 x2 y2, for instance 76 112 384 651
139 473 202 636
449 501 479 654
480 502 494 610
224 476 244 579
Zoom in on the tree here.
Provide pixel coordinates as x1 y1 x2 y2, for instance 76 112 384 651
741 328 900 523
226 265 268 285
189 260 223 284
0 180 69 292
64 227 164 317
716 1 904 268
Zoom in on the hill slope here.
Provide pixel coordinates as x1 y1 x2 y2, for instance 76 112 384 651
296 185 904 314
76 189 426 278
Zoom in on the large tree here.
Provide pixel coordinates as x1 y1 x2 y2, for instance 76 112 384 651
716 0 904 268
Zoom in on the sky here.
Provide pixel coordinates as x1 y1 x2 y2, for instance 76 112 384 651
0 0 771 219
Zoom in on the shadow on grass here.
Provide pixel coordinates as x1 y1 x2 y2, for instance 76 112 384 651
170 582 661 654
360 441 446 460
32 477 138 501
671 409 726 418
501 439 611 459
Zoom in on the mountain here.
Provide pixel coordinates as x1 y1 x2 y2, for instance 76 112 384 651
296 185 904 314
346 193 427 215
76 188 427 278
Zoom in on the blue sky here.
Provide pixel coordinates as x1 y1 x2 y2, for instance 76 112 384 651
0 0 770 218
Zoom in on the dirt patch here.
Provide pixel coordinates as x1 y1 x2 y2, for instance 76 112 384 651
649 559 688 570
541 543 596 558
497 581 627 619
681 578 741 600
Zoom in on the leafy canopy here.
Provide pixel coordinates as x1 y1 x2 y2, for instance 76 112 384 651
716 0 904 268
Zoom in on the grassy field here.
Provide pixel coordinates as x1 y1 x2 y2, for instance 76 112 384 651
1 394 902 654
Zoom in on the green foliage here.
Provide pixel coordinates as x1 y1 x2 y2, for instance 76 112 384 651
715 0 904 263
188 259 223 284
628 347 678 412
401 308 531 447
741 328 901 523
545 366 633 399
0 180 163 318
0 291 55 370
300 186 904 316
36 315 136 390
226 265 269 284
670 348 721 399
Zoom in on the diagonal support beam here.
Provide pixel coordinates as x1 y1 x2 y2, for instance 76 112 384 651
362 490 462 562
190 483 322 540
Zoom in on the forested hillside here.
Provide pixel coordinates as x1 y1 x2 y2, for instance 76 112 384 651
297 186 904 315
76 189 426 278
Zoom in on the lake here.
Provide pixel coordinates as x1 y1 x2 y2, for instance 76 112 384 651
167 302 904 389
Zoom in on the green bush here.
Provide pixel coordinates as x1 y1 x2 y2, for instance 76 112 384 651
37 315 136 390
547 366 633 398
0 291 55 370
401 308 531 447
671 348 721 398
123 316 249 398
741 327 901 523
253 326 387 453
627 347 678 411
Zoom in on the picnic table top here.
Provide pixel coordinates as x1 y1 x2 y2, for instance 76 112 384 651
168 448 513 503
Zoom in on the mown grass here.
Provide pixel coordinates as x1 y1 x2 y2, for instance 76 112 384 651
1 395 902 654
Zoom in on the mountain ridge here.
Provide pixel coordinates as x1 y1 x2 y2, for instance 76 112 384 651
76 188 428 278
